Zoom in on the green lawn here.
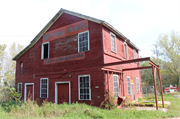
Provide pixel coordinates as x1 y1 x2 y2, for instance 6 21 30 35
0 93 180 119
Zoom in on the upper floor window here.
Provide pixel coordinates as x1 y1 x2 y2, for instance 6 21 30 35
124 42 128 59
113 74 119 98
133 49 137 59
40 78 48 98
110 32 116 53
41 42 49 59
20 62 23 74
78 31 89 52
78 75 91 100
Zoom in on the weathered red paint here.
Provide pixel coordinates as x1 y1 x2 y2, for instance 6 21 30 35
43 20 88 43
15 12 143 107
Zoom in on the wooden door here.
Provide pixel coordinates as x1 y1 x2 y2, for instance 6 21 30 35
57 83 69 104
26 85 33 101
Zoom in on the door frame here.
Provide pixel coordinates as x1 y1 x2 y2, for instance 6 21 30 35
55 81 71 104
24 83 34 101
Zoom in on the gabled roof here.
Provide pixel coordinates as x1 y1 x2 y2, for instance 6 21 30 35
13 8 140 60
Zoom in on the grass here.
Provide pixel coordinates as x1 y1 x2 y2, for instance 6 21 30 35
0 93 180 119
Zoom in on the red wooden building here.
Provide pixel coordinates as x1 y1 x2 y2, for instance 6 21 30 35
13 8 143 107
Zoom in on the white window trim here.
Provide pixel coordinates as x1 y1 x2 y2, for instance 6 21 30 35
127 76 131 95
41 42 50 59
40 78 49 98
17 82 22 97
113 74 119 98
24 83 34 101
55 81 71 104
110 32 117 53
136 78 140 94
124 42 128 59
133 49 137 59
78 31 90 52
78 74 91 100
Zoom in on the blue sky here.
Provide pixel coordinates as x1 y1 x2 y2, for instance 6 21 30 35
0 0 179 57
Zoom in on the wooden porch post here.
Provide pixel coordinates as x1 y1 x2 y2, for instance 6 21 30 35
152 66 158 110
157 68 164 108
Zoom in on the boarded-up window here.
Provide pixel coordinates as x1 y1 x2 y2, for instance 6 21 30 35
40 78 48 98
113 74 119 98
127 77 131 95
78 31 89 52
79 75 91 100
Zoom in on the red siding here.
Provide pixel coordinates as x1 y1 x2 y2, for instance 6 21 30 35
15 12 142 107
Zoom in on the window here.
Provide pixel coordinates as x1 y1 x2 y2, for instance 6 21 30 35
78 75 91 100
127 76 131 95
111 32 116 53
136 78 140 94
124 42 128 59
113 74 119 98
17 83 22 97
133 49 137 59
40 78 48 98
78 31 89 52
20 62 23 74
41 42 49 59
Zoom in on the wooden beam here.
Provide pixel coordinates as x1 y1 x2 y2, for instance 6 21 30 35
149 60 159 69
101 68 122 73
152 66 158 110
123 66 152 71
103 57 150 66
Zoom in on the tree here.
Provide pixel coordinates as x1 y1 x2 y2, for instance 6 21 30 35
156 30 180 88
3 42 24 87
0 44 7 84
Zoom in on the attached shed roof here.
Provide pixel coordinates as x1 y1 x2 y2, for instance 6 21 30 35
13 8 140 61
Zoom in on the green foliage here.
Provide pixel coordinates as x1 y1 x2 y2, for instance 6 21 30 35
0 87 21 103
100 90 117 110
0 94 180 119
156 31 180 88
3 42 24 87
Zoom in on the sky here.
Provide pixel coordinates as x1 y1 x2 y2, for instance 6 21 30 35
0 0 180 58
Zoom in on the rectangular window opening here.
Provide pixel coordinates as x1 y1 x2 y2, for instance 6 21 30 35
113 74 119 98
111 32 116 53
20 62 23 74
127 77 131 95
124 43 128 59
42 42 49 59
40 78 48 98
136 78 140 94
133 49 137 59
78 75 91 100
78 31 89 52
17 83 22 97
